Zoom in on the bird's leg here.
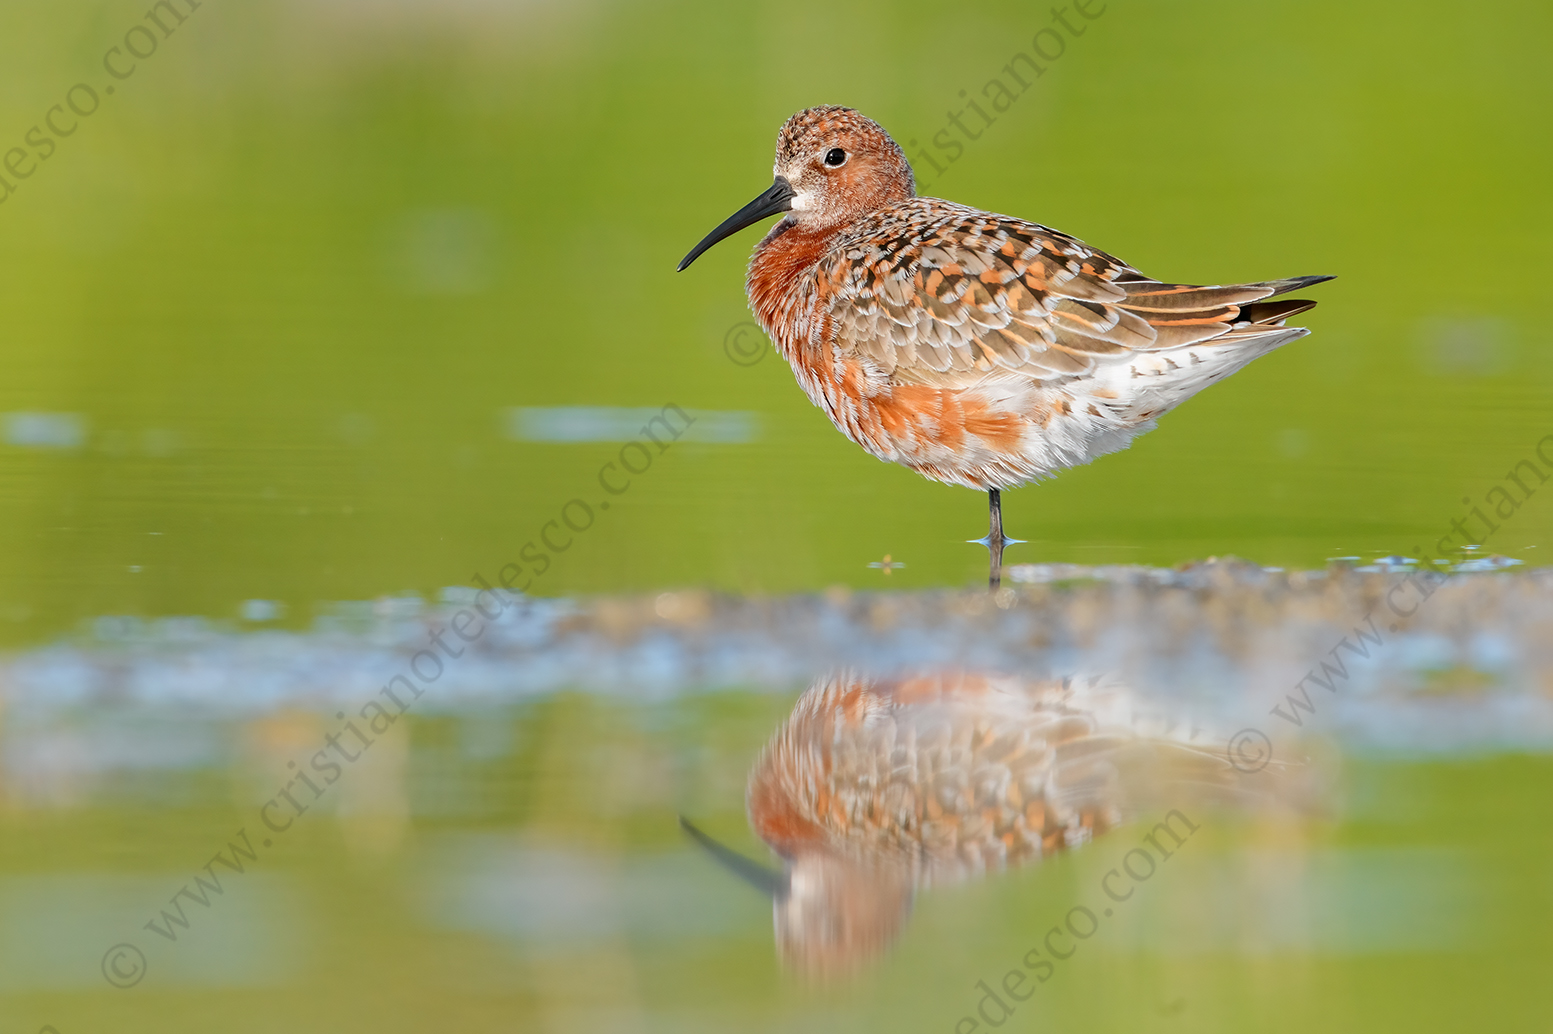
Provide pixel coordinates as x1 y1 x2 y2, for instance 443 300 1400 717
971 488 1025 591
987 488 1006 590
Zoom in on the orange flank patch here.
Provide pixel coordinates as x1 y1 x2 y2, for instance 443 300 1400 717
963 399 1023 451
931 398 966 452
875 384 937 438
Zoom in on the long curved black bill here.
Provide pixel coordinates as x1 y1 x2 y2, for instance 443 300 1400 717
678 815 789 898
676 177 795 272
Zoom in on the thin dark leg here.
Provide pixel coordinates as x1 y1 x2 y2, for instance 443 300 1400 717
987 488 1005 591
971 488 1023 591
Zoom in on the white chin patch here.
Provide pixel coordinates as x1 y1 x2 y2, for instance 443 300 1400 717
789 191 815 212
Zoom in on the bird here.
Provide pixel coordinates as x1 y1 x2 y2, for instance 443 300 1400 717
677 106 1333 588
680 669 1276 976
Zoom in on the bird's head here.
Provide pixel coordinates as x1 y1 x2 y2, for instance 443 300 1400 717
678 816 914 978
677 106 915 272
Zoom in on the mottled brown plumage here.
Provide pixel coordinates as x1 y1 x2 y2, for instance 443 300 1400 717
679 106 1332 584
744 670 1243 974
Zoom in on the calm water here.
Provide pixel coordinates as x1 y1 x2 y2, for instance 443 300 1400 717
1 0 1551 1030
4 567 1553 1031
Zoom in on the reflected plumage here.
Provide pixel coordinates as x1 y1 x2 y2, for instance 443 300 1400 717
691 670 1273 976
679 106 1332 585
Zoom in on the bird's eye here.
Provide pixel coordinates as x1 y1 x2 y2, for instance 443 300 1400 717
823 148 847 168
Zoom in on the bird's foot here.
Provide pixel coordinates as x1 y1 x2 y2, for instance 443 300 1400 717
967 534 1028 549
970 533 1024 591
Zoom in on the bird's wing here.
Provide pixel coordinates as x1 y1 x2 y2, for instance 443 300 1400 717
821 200 1321 389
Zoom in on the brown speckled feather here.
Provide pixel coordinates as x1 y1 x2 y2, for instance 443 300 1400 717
718 106 1333 490
749 671 1237 880
824 203 1328 387
745 669 1254 974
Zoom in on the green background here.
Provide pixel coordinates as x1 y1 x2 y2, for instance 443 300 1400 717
0 0 1549 638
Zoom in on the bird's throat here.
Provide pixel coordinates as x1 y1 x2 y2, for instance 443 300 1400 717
746 218 848 353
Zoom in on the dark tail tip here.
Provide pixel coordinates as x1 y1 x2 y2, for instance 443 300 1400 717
1261 274 1335 300
1289 274 1336 289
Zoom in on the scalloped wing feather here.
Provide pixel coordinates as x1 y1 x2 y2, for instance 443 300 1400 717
821 199 1323 391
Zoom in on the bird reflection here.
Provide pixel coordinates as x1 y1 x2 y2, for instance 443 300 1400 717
684 670 1276 976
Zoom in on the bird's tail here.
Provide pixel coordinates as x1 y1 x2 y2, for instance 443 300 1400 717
1115 274 1335 350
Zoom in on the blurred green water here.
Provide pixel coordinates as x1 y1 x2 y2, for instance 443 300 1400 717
1 0 1551 643
1 696 1549 1034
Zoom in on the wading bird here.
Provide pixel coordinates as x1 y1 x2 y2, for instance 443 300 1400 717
678 106 1331 587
